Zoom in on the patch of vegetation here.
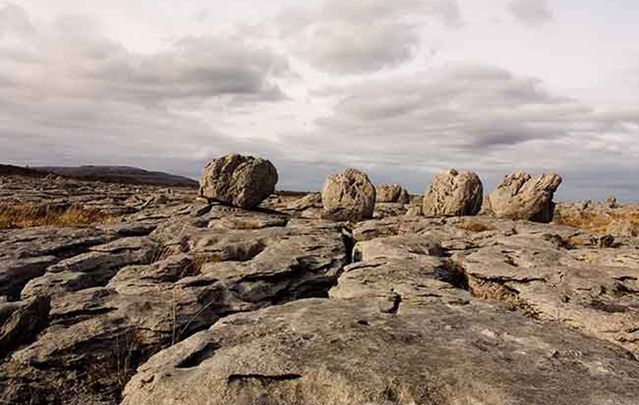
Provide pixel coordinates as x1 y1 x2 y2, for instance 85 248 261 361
554 209 639 234
0 204 118 229
454 220 495 232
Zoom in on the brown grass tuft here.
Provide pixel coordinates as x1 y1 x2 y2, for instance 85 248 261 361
0 204 118 229
454 220 495 233
554 209 639 234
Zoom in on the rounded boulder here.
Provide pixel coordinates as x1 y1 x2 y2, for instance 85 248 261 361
422 169 483 217
376 184 411 204
322 169 376 221
199 154 278 209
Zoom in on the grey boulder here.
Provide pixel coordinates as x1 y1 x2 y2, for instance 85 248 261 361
321 169 376 221
422 169 483 217
199 154 278 209
484 171 562 223
375 184 410 204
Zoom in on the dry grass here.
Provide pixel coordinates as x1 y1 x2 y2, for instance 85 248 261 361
467 276 540 319
554 209 639 234
454 220 495 233
0 204 118 229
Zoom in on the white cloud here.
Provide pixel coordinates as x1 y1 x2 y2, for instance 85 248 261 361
278 0 461 74
508 0 553 26
276 65 638 199
0 2 289 171
0 7 288 103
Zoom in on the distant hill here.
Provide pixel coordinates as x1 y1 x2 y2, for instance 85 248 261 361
0 164 48 178
0 164 198 187
33 166 199 187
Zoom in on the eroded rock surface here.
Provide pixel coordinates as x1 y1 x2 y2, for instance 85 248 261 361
122 212 639 405
123 299 639 405
0 174 349 404
1 173 638 405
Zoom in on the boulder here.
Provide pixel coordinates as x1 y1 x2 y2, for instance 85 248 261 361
321 169 376 221
199 154 278 209
405 197 424 217
422 169 483 217
484 172 562 223
375 184 410 204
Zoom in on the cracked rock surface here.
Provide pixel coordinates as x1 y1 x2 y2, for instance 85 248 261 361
1 175 638 405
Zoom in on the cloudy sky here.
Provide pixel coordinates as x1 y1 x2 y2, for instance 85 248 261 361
1 0 638 200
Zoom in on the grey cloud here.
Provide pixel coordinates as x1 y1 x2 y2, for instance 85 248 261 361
508 0 554 26
278 0 461 74
276 65 638 200
0 2 33 37
318 0 462 27
0 3 291 175
0 4 289 104
299 22 419 75
321 66 583 148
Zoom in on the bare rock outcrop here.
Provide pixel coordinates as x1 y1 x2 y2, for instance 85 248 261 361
376 184 410 204
484 171 562 223
286 192 322 211
422 169 483 217
122 299 639 405
0 203 348 405
0 296 50 358
282 192 323 218
321 169 376 221
199 154 278 209
121 214 639 405
3 169 639 405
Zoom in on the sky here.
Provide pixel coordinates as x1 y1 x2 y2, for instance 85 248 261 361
1 0 638 201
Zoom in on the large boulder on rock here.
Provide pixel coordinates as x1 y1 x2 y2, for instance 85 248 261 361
199 154 278 209
422 169 483 217
321 169 376 221
376 184 410 204
484 171 562 223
